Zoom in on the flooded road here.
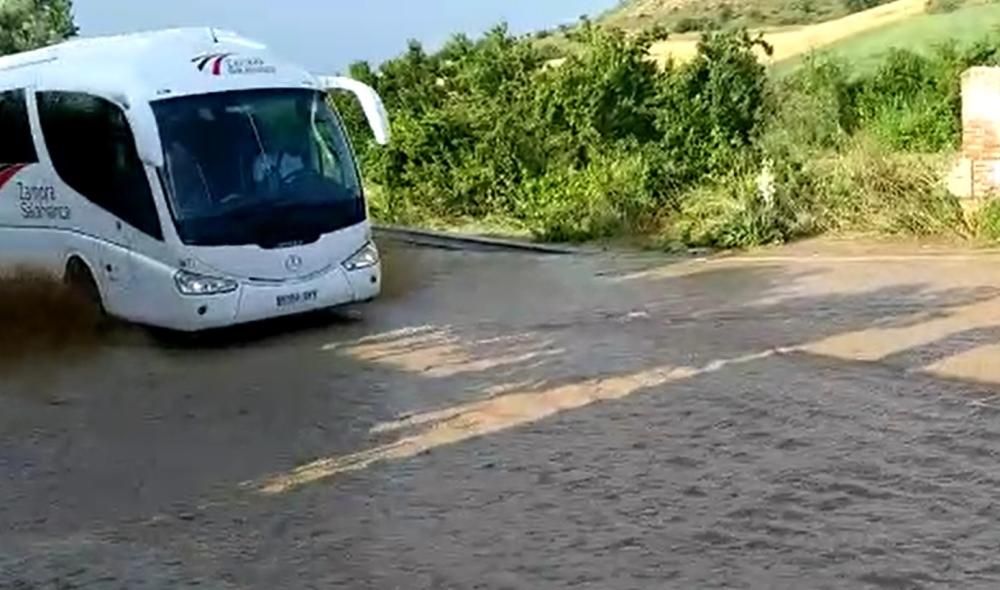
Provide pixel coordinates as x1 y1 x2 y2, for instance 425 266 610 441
6 238 1000 588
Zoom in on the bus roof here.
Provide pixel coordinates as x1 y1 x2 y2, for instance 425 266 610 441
0 27 322 104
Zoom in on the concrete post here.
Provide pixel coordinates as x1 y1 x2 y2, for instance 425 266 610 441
960 67 1000 199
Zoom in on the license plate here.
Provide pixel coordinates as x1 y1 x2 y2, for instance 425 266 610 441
276 289 318 308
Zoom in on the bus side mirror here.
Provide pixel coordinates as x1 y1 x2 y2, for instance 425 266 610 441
318 76 391 146
87 89 164 168
135 129 165 168
129 102 165 168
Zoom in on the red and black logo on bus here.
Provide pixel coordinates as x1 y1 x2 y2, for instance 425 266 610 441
192 52 276 76
0 163 29 191
192 52 234 76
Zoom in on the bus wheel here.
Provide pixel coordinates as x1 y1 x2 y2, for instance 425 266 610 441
64 258 105 316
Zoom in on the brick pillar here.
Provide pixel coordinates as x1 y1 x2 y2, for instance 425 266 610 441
962 67 1000 198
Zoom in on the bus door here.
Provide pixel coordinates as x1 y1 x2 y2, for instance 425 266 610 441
34 91 164 304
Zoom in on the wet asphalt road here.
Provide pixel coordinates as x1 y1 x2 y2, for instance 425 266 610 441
6 238 1000 588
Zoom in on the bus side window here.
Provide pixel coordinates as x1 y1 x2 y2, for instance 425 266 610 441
0 89 39 165
36 91 163 240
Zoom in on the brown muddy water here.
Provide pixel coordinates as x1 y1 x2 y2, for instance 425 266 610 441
5 239 1000 588
0 268 102 368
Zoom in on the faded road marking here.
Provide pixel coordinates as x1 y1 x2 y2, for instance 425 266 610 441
325 328 562 379
922 343 1000 384
804 299 1000 363
255 350 786 494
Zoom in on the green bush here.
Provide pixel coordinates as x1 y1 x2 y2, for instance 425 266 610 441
514 149 660 242
0 0 76 55
340 25 771 241
666 146 823 249
926 0 962 14
768 56 855 150
842 0 890 12
667 170 809 249
815 139 968 237
665 137 969 248
674 16 720 33
851 41 1000 151
853 48 959 151
974 198 1000 242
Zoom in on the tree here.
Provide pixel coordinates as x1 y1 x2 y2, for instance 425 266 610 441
0 0 77 56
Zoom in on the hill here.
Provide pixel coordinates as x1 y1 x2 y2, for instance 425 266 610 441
587 0 1000 69
601 0 898 33
644 0 926 66
778 0 1000 73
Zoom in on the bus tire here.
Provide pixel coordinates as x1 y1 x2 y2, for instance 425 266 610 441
64 257 105 316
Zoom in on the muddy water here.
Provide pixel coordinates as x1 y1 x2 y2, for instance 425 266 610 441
5 240 1000 588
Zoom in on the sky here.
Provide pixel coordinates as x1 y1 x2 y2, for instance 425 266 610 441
73 0 617 74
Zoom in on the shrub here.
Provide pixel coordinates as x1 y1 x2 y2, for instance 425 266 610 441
851 41 1000 152
665 137 969 248
842 0 889 12
816 138 968 237
768 56 855 150
514 149 659 241
335 16 1000 248
926 0 962 14
341 25 770 242
666 151 822 248
654 30 773 185
794 0 818 17
673 16 721 33
0 0 76 56
673 17 701 33
974 198 1000 242
853 48 960 151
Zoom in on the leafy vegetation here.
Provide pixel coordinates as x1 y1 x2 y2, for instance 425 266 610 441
336 25 776 241
0 0 76 56
974 197 1000 240
336 14 1000 248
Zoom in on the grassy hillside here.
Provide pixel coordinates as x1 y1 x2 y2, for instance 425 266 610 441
780 1 1000 73
645 0 926 66
593 0 1000 70
601 0 896 33
537 0 898 57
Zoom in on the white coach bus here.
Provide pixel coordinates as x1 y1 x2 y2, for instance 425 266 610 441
0 27 390 331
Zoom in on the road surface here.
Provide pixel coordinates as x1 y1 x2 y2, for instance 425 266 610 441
5 238 1000 589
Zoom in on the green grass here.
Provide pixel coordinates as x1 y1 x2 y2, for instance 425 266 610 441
779 1 1000 74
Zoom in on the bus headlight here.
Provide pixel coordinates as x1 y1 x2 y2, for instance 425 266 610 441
343 241 379 271
174 270 239 296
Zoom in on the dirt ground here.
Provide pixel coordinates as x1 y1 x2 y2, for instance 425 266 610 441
6 237 1000 588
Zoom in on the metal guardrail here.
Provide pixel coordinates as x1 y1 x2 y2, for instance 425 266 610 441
373 224 582 255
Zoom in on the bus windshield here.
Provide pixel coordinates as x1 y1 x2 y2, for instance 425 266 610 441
152 88 366 247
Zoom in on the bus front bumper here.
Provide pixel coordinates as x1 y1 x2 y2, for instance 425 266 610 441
162 263 381 332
